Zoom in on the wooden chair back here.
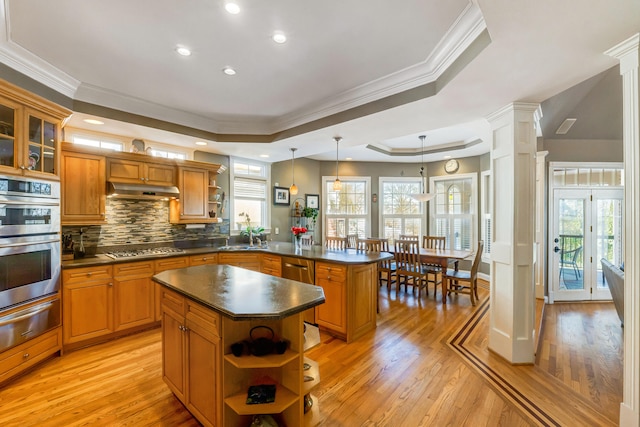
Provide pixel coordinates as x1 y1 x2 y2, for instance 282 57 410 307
358 238 382 252
423 235 446 250
346 234 359 249
300 234 313 248
399 234 419 242
394 239 420 274
325 236 347 250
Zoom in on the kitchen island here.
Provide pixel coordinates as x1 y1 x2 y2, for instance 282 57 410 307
153 264 325 427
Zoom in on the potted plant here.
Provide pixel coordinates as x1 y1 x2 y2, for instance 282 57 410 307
301 207 318 230
238 212 264 243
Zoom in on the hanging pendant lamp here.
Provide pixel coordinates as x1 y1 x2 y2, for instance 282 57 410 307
289 148 298 195
333 136 342 191
410 135 435 202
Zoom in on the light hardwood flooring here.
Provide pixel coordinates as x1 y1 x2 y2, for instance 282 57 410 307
0 282 622 426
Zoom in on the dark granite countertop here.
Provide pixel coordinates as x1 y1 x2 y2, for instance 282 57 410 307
62 242 392 269
153 264 325 320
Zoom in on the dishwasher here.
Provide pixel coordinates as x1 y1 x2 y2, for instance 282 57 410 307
281 256 315 324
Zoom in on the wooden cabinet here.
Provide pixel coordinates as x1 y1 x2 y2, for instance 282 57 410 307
261 253 282 277
314 262 377 342
189 253 218 266
62 265 114 345
60 147 106 225
0 81 70 179
218 252 261 272
0 328 62 385
170 164 226 224
113 262 155 331
154 256 189 321
161 287 221 427
107 158 176 186
315 262 347 335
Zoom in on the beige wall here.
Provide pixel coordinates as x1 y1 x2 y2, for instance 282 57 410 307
543 138 623 162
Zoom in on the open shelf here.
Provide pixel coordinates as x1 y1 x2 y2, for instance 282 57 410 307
225 383 298 415
304 393 321 426
303 357 320 394
224 349 299 369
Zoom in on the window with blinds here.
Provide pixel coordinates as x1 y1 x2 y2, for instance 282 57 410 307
231 159 269 233
429 173 477 251
324 177 370 239
379 178 423 243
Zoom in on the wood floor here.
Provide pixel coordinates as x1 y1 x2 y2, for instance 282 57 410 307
0 283 622 426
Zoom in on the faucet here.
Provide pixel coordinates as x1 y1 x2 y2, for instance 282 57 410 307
224 237 229 247
249 228 254 247
255 236 262 247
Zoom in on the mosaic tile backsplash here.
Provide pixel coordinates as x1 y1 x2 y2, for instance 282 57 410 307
62 199 229 251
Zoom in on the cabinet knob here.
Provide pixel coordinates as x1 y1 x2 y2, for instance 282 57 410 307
23 353 29 359
108 282 113 287
87 272 92 277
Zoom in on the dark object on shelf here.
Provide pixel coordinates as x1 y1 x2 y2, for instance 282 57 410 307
247 326 276 356
304 393 313 414
231 341 245 357
250 414 279 426
274 339 288 354
246 384 276 404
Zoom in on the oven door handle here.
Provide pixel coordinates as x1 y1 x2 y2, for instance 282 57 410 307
0 237 60 247
0 302 53 327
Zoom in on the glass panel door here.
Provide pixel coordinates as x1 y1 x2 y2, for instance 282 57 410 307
592 189 623 300
551 189 591 301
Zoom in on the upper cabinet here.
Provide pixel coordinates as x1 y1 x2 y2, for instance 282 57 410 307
0 80 71 179
170 164 226 224
107 158 176 186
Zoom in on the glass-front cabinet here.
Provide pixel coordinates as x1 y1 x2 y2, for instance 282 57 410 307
0 82 71 179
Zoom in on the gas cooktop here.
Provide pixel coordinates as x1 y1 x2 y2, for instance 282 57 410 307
105 247 185 259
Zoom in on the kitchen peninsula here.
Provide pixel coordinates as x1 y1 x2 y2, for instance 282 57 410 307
153 264 325 426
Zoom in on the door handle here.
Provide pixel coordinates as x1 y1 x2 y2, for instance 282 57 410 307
554 246 560 253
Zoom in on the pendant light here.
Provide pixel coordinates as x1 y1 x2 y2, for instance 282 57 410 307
410 135 435 202
289 148 298 195
333 136 342 191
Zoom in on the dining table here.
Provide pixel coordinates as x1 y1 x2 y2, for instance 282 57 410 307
389 246 472 304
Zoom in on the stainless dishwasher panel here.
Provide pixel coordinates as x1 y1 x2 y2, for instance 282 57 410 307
0 298 60 352
281 256 315 324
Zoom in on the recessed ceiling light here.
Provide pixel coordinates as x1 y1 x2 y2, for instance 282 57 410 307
83 119 104 125
223 67 236 76
443 155 452 159
176 46 192 56
272 32 287 44
195 141 207 146
225 2 240 14
259 154 270 158
345 157 352 161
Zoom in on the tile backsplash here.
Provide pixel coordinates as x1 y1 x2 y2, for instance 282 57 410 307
62 199 229 250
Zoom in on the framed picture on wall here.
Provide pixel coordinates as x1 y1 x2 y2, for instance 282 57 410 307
273 186 290 205
305 194 319 209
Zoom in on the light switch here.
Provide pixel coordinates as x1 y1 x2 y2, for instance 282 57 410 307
275 227 279 235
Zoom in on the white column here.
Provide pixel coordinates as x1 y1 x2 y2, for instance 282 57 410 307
535 151 548 300
606 32 640 427
487 102 539 364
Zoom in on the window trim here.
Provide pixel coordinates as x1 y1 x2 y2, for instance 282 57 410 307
378 176 424 242
429 172 478 251
322 175 371 241
229 157 271 236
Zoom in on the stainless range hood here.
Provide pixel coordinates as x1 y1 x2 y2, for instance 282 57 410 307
107 182 180 200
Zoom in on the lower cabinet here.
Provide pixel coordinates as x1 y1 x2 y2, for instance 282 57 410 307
154 256 189 321
261 253 282 277
161 287 221 427
0 327 62 385
218 253 261 272
113 262 155 331
189 253 218 266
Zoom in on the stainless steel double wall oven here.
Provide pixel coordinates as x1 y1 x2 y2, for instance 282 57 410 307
0 175 61 352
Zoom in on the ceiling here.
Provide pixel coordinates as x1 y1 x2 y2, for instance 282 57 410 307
0 0 637 163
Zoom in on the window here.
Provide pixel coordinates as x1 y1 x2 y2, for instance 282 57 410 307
231 159 270 234
379 177 423 242
72 136 123 151
429 173 477 251
323 177 370 239
480 171 491 261
147 147 186 160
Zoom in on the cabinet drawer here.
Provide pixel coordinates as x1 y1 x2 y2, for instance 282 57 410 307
261 254 281 277
63 265 113 285
186 300 220 338
316 263 346 282
161 287 186 316
0 327 61 384
113 261 154 277
155 256 189 272
189 253 218 266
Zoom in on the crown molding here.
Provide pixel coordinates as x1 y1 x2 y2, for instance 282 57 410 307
366 137 483 156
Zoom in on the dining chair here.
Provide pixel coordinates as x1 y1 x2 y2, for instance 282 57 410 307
377 239 397 291
399 234 419 242
443 240 484 306
358 238 385 312
422 235 446 295
300 234 313 248
394 239 428 297
325 236 347 250
346 234 359 249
